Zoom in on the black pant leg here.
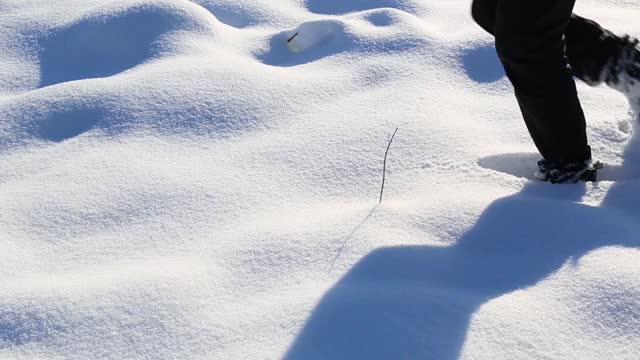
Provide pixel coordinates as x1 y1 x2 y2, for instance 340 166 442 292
473 0 621 85
472 0 591 164
471 0 497 35
566 15 627 85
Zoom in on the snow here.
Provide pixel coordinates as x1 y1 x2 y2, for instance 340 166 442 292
0 0 639 359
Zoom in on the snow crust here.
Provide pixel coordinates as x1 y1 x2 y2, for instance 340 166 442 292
1 0 639 359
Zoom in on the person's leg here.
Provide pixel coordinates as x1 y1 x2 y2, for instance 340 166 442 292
566 15 633 85
494 0 590 165
566 14 640 103
471 0 497 35
472 0 590 164
473 2 637 88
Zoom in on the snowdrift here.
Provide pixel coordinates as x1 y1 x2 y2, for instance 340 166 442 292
1 0 639 359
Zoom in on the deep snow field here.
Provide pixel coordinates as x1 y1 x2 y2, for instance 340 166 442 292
1 0 640 359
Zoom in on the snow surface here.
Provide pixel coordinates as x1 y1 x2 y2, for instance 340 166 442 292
1 0 640 359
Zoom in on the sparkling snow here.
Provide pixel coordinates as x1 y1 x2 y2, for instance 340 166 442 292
1 0 639 359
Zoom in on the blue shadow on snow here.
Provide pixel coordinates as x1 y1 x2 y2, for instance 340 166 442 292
285 134 640 359
461 43 505 83
303 0 417 15
38 5 183 88
0 309 57 348
37 107 103 142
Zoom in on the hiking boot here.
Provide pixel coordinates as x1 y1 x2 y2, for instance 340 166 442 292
535 159 603 184
602 35 640 107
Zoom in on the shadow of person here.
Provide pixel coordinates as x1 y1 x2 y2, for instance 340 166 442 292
284 171 640 359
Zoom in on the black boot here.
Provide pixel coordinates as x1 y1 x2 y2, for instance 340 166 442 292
601 36 640 106
535 159 603 183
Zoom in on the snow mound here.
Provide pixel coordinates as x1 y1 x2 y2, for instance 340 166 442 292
38 1 216 88
1 0 640 359
303 0 428 16
193 0 301 28
257 9 430 67
1 257 216 359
